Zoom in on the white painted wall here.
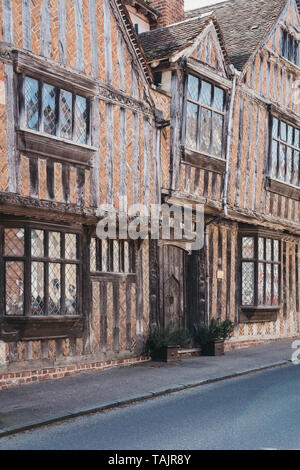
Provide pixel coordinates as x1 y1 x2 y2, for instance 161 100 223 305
129 11 150 33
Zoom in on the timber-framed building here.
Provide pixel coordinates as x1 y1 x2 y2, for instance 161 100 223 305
1 0 300 388
141 0 300 345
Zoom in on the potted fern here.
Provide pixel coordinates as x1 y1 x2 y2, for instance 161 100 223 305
194 318 234 356
144 323 190 362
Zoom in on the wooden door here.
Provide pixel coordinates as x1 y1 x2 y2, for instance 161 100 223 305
159 245 186 328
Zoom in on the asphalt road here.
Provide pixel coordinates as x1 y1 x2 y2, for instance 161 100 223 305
1 363 300 450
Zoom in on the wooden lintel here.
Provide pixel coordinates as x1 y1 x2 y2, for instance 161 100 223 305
17 129 96 168
183 147 226 174
0 316 84 342
14 49 98 96
0 43 155 117
0 192 98 225
90 272 137 282
163 190 300 237
239 307 280 323
266 177 300 201
186 58 232 89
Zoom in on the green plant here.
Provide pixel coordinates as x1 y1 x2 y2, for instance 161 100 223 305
218 318 235 341
144 323 190 354
169 326 190 349
193 318 234 347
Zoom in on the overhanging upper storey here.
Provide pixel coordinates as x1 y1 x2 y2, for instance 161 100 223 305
140 14 230 69
139 15 232 100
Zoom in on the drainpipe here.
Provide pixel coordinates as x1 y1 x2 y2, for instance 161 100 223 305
222 65 239 217
205 228 210 325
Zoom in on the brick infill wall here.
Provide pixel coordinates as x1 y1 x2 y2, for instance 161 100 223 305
0 356 151 391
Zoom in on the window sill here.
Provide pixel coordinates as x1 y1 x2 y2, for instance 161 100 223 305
182 147 226 174
266 177 300 201
17 128 97 168
90 272 136 282
239 305 281 323
0 316 83 342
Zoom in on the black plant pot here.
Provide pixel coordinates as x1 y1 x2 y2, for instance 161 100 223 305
151 345 179 362
201 340 225 356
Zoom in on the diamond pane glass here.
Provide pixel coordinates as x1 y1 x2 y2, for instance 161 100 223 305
278 143 286 181
273 240 279 262
74 95 87 144
113 240 120 273
258 237 264 260
280 121 287 141
242 237 254 258
242 262 254 305
286 147 293 184
31 229 44 257
274 265 279 305
90 237 96 272
49 263 61 315
211 113 223 158
65 233 77 260
199 108 211 154
266 263 272 305
101 240 108 272
49 232 61 259
4 228 25 256
200 80 212 106
266 239 272 261
188 75 199 101
271 140 278 179
186 102 198 149
213 86 225 112
272 117 279 137
287 125 294 145
60 89 72 140
5 261 24 315
31 262 44 315
292 151 299 186
24 77 39 130
65 264 77 315
294 128 300 148
273 119 300 186
258 262 264 305
43 83 56 135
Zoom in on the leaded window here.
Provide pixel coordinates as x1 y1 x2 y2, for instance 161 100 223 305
0 225 81 316
270 117 300 186
22 76 90 145
90 239 136 274
280 29 299 66
185 74 226 158
241 235 281 307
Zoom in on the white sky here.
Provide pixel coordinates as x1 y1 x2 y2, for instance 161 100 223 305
185 0 229 11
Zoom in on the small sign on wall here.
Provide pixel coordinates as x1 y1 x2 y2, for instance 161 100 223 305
217 270 224 280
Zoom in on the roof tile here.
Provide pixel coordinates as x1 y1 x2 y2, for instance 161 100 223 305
140 0 288 70
185 0 287 70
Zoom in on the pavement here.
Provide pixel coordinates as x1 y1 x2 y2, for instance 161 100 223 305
2 362 300 449
0 338 296 438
